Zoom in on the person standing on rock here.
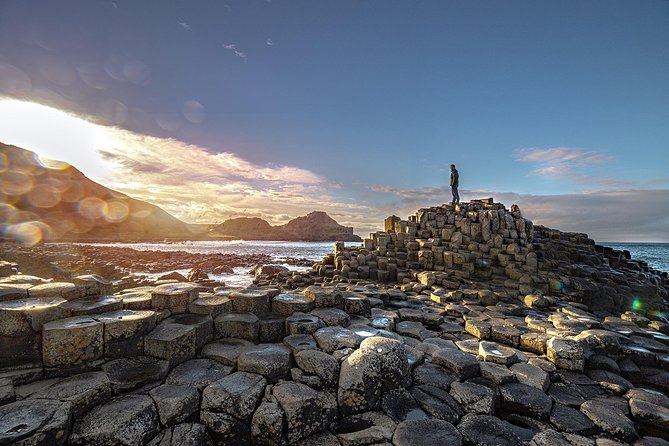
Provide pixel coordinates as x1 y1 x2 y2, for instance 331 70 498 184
450 164 460 205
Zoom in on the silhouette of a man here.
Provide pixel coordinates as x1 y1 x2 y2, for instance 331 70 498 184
450 164 460 205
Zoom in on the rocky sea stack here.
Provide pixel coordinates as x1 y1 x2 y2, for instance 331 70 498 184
0 199 668 446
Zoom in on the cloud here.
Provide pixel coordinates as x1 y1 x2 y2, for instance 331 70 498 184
177 20 192 31
266 38 274 46
222 43 247 61
369 185 669 242
515 147 613 178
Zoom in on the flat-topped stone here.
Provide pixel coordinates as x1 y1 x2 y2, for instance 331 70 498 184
547 337 585 372
119 292 153 310
42 316 104 369
314 326 362 354
272 293 316 315
148 385 200 427
200 338 254 366
64 295 123 316
237 344 292 383
165 358 232 391
229 287 279 314
72 275 113 296
432 348 479 379
258 312 286 343
29 282 83 300
273 381 338 443
26 371 111 417
284 334 318 354
0 399 72 445
144 322 196 366
69 394 160 446
102 356 170 393
189 294 232 317
0 284 30 302
151 283 199 313
214 312 260 341
286 313 325 335
94 309 157 358
0 296 68 336
303 285 342 307
164 313 213 351
478 341 519 366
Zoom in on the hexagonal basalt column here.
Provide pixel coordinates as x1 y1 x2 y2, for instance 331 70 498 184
29 282 84 300
94 310 157 358
42 316 104 370
237 344 292 383
151 283 199 314
285 314 325 336
258 313 286 343
73 275 113 297
229 287 279 314
64 295 123 316
144 322 196 366
272 293 315 316
163 313 213 351
214 312 260 342
189 294 232 318
0 297 68 337
0 284 29 302
119 292 152 310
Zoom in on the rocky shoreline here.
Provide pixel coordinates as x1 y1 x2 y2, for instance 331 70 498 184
0 200 668 446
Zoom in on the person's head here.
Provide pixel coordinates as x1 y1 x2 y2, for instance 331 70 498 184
450 164 456 170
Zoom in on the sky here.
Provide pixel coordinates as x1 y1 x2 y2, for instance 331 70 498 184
0 0 668 241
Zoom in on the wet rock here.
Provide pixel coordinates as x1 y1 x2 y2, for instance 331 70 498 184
148 385 199 427
144 321 196 366
200 372 267 445
381 388 429 422
151 283 198 313
286 314 325 335
478 341 518 366
0 399 71 445
338 336 409 415
411 384 463 423
432 348 480 379
587 369 634 395
499 382 552 420
69 394 160 445
64 295 123 316
147 423 213 446
449 381 495 415
392 418 462 446
189 294 232 318
230 287 278 314
251 399 285 446
294 349 339 387
457 413 523 446
165 358 231 391
581 399 638 442
510 362 549 392
237 344 292 383
273 381 337 443
411 363 457 390
550 402 598 435
164 313 213 351
258 312 287 343
310 307 350 327
479 362 516 385
200 338 253 366
215 312 260 342
94 309 157 358
26 371 111 417
547 337 585 372
314 326 362 354
0 297 68 336
102 356 170 393
42 316 104 369
273 293 315 315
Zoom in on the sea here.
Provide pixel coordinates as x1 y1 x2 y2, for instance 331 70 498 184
600 243 669 274
88 240 361 288
90 240 669 288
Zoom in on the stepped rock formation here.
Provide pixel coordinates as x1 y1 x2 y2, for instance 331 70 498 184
215 211 362 242
0 199 668 445
1 143 192 241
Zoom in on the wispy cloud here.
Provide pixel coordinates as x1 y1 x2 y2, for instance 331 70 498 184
222 43 247 61
177 19 192 31
266 38 274 46
515 147 613 178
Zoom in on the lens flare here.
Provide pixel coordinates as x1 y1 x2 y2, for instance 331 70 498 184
5 221 51 246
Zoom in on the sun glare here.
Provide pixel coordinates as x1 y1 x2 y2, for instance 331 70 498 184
0 98 112 178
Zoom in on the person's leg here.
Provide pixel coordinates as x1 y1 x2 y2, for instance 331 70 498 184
451 186 456 204
454 187 460 204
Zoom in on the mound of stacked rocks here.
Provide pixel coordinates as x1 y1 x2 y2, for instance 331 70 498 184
0 199 668 446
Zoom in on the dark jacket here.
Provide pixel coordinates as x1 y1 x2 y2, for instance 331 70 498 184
450 169 459 187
